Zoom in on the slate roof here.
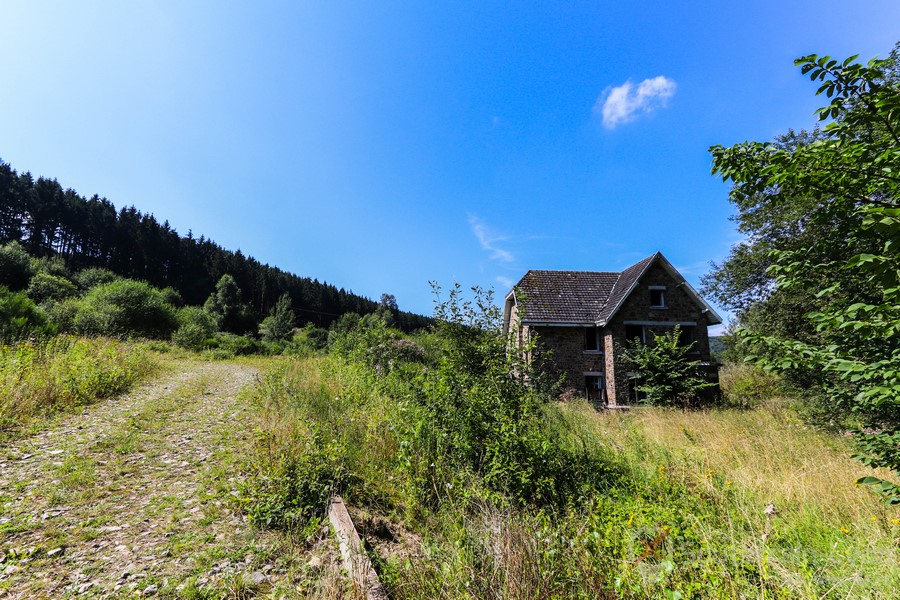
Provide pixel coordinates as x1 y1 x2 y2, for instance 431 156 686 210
510 253 659 325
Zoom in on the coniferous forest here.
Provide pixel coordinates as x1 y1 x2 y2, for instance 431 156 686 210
0 159 430 331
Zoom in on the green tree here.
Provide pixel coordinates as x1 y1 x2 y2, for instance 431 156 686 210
0 241 34 291
172 306 217 349
259 293 296 341
710 49 900 501
624 326 716 407
204 274 254 334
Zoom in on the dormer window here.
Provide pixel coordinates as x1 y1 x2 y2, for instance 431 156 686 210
649 286 667 309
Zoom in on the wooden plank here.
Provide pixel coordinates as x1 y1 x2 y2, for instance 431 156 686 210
328 496 389 600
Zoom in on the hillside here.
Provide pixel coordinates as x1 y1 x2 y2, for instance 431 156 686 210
0 159 430 331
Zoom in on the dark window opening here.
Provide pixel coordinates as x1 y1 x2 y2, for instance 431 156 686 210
584 327 599 351
625 324 645 346
585 375 606 404
650 288 666 308
678 325 699 352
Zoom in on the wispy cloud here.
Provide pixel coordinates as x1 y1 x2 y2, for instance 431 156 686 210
469 215 514 263
595 76 676 129
495 275 514 289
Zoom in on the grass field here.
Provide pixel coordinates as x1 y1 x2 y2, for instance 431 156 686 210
241 354 900 599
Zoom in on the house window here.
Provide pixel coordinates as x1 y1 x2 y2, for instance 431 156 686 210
584 328 600 352
678 325 698 351
649 286 667 308
585 374 606 404
625 324 645 346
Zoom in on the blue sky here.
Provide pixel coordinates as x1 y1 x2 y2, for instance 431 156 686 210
2 2 899 330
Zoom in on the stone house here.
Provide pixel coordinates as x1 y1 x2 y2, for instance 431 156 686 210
502 252 722 406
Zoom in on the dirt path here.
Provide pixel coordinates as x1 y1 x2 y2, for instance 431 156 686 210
0 360 277 598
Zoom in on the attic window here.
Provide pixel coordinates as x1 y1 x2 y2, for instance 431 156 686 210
649 286 667 308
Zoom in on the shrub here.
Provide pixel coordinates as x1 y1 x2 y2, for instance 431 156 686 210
624 326 717 408
209 333 262 355
240 425 345 529
398 283 616 507
74 279 178 339
30 255 69 278
172 306 217 350
26 272 78 304
0 242 34 291
0 285 56 342
73 267 120 291
718 363 785 408
259 293 296 341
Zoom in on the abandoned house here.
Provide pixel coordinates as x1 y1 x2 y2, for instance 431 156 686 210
502 252 722 406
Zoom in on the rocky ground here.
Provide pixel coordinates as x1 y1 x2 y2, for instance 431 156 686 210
0 359 353 599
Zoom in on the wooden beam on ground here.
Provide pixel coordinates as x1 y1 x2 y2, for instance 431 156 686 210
328 496 389 600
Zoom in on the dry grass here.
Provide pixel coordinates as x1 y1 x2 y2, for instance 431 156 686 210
570 402 899 537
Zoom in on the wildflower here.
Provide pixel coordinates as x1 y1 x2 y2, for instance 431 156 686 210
840 527 850 534
626 514 634 526
725 481 733 487
891 518 900 526
871 516 878 522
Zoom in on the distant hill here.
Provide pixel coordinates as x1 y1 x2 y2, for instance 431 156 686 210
709 336 726 361
0 159 430 330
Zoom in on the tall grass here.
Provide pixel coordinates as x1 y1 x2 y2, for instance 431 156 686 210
0 335 157 433
244 355 900 598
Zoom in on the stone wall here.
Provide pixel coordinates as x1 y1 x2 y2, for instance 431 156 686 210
531 326 604 395
606 261 716 404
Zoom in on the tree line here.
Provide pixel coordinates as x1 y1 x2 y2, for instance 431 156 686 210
0 160 430 331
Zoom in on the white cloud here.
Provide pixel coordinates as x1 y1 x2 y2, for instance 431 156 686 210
595 76 677 129
469 215 514 263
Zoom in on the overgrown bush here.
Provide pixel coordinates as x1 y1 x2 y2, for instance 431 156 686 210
73 267 120 291
26 271 78 304
0 242 34 291
73 279 178 339
240 425 345 529
719 362 785 408
172 306 217 350
0 286 56 342
397 283 616 507
624 326 717 407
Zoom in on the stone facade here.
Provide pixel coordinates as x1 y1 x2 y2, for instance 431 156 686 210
505 257 718 407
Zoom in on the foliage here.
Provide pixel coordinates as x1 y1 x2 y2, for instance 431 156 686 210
624 326 717 407
0 159 432 331
0 336 155 433
0 241 34 291
710 49 900 502
240 424 345 529
245 353 900 598
74 279 179 339
0 285 56 342
718 363 785 408
203 274 255 334
172 306 218 350
258 293 296 341
400 282 614 506
26 271 78 304
73 267 120 290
